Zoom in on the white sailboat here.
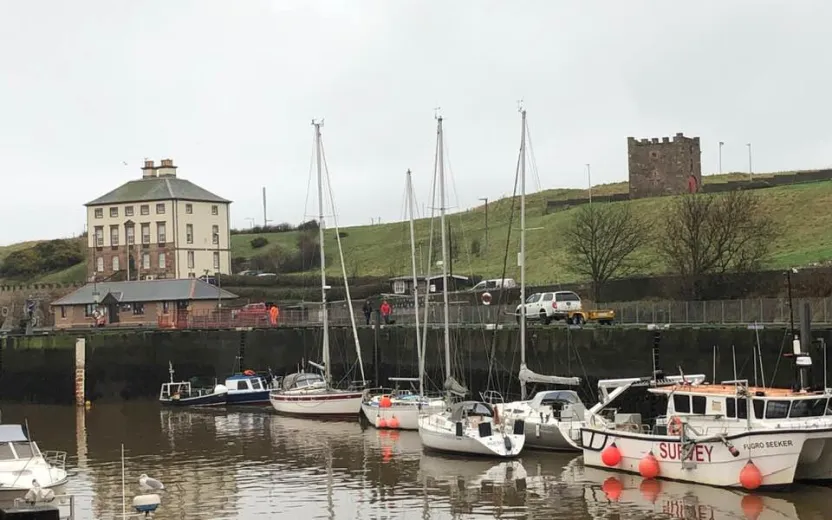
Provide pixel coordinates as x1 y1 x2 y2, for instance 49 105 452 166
360 169 446 429
494 107 584 451
417 113 525 458
269 120 367 418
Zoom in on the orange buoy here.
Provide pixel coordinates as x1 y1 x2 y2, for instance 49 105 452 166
388 417 400 429
639 478 661 503
601 442 622 467
601 476 622 501
379 396 392 408
638 451 660 479
376 417 388 428
740 461 763 490
741 494 764 520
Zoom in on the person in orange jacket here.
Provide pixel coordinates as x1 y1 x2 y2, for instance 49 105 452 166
269 304 279 326
379 299 392 325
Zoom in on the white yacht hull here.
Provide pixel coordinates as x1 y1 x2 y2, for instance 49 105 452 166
418 414 525 458
580 427 830 488
0 462 67 491
361 400 446 430
495 402 582 451
269 390 363 417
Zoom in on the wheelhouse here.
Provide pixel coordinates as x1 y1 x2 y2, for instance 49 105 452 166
225 375 266 392
0 425 40 461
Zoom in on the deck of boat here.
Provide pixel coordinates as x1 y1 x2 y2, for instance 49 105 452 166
650 383 827 398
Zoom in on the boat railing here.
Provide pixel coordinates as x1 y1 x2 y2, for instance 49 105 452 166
42 450 67 470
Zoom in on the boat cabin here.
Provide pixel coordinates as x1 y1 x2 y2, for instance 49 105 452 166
225 374 271 393
651 383 832 424
529 390 586 421
0 425 42 461
281 372 327 391
450 401 495 422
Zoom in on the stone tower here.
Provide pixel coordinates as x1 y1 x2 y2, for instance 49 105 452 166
627 133 702 199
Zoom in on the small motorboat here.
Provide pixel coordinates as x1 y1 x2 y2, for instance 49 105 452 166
224 370 276 405
159 362 227 407
0 424 68 494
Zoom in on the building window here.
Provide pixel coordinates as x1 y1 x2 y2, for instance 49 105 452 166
140 204 149 216
109 207 118 218
392 280 406 294
187 251 195 268
94 208 103 219
60 306 66 318
186 224 193 244
158 253 166 269
211 205 218 215
96 257 104 272
126 225 135 245
212 225 219 244
94 226 104 247
143 252 151 269
133 303 145 316
125 206 134 217
213 252 220 270
110 225 119 246
157 222 166 244
188 272 195 278
141 223 150 244
162 301 170 313
156 203 165 214
113 256 120 272
185 203 193 214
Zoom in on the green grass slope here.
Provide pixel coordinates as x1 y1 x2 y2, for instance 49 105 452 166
1 171 830 286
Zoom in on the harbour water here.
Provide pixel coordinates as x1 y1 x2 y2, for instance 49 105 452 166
4 402 832 519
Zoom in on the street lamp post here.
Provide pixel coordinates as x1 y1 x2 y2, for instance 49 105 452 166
718 142 724 174
479 197 488 252
214 233 222 312
747 143 753 179
586 164 592 205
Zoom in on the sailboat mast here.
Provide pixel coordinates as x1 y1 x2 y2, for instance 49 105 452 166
437 116 452 398
519 108 528 401
314 120 331 385
406 169 424 398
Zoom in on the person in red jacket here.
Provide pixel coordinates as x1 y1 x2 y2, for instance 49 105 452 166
379 299 392 325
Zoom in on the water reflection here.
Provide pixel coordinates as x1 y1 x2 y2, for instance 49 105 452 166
0 402 829 519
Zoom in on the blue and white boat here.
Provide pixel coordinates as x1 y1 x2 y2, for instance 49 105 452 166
224 371 276 405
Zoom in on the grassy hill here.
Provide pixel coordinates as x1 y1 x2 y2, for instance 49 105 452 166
2 171 831 286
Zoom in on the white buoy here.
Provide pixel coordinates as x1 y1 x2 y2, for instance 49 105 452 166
133 494 161 516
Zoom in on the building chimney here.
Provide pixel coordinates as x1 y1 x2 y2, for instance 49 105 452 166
142 160 156 178
157 158 178 177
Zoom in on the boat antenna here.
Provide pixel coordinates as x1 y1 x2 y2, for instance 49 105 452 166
731 345 738 384
168 361 174 384
650 331 662 384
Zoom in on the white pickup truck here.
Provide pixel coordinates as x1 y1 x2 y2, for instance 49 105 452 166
515 291 583 325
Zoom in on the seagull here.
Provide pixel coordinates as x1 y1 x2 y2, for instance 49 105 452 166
24 479 55 504
139 473 165 491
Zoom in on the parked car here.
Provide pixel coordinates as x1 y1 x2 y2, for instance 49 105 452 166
515 291 582 325
471 278 517 291
257 272 277 278
237 269 262 276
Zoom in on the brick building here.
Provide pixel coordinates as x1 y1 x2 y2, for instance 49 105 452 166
627 133 702 199
85 159 232 281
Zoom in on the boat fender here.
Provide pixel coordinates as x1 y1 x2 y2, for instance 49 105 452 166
601 442 622 467
388 417 400 429
638 451 660 479
379 396 392 408
739 460 762 490
377 417 388 428
535 423 541 438
668 416 683 436
504 435 512 452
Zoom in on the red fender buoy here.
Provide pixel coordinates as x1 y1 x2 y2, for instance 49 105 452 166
379 396 392 408
376 417 388 429
740 461 763 490
388 417 400 429
638 451 660 479
601 442 622 467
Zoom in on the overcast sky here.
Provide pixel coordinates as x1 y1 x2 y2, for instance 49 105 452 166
2 0 830 244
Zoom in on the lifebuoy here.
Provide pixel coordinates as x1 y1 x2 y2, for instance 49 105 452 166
668 416 683 436
0 307 7 317
243 369 255 376
481 292 492 306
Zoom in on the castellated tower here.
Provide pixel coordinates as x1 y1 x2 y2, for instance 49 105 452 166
627 133 702 199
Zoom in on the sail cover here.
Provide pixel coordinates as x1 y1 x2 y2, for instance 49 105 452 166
444 376 469 397
519 364 580 386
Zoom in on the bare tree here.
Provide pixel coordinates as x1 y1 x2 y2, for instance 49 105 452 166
659 189 776 282
565 203 647 302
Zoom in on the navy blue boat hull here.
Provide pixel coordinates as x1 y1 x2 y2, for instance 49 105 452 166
226 390 271 405
160 392 227 407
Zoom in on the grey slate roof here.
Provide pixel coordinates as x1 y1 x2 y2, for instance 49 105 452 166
85 177 231 206
51 279 238 306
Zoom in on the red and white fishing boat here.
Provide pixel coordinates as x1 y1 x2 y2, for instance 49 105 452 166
581 334 832 489
269 120 366 419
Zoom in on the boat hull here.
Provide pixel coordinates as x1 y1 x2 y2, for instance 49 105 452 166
495 403 582 452
227 390 271 405
361 398 447 430
160 392 227 407
418 414 525 458
580 427 818 488
269 390 363 418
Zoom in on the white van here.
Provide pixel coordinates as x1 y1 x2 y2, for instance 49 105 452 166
472 278 517 291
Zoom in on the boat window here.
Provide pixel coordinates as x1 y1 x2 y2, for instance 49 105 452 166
251 379 262 390
12 442 34 458
789 398 828 418
726 398 736 418
673 394 691 413
827 401 832 416
692 396 706 414
737 398 748 419
764 400 790 419
235 380 249 391
752 398 765 419
0 444 14 459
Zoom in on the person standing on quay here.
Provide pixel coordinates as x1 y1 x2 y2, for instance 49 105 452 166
380 299 392 325
269 304 279 326
362 299 374 325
